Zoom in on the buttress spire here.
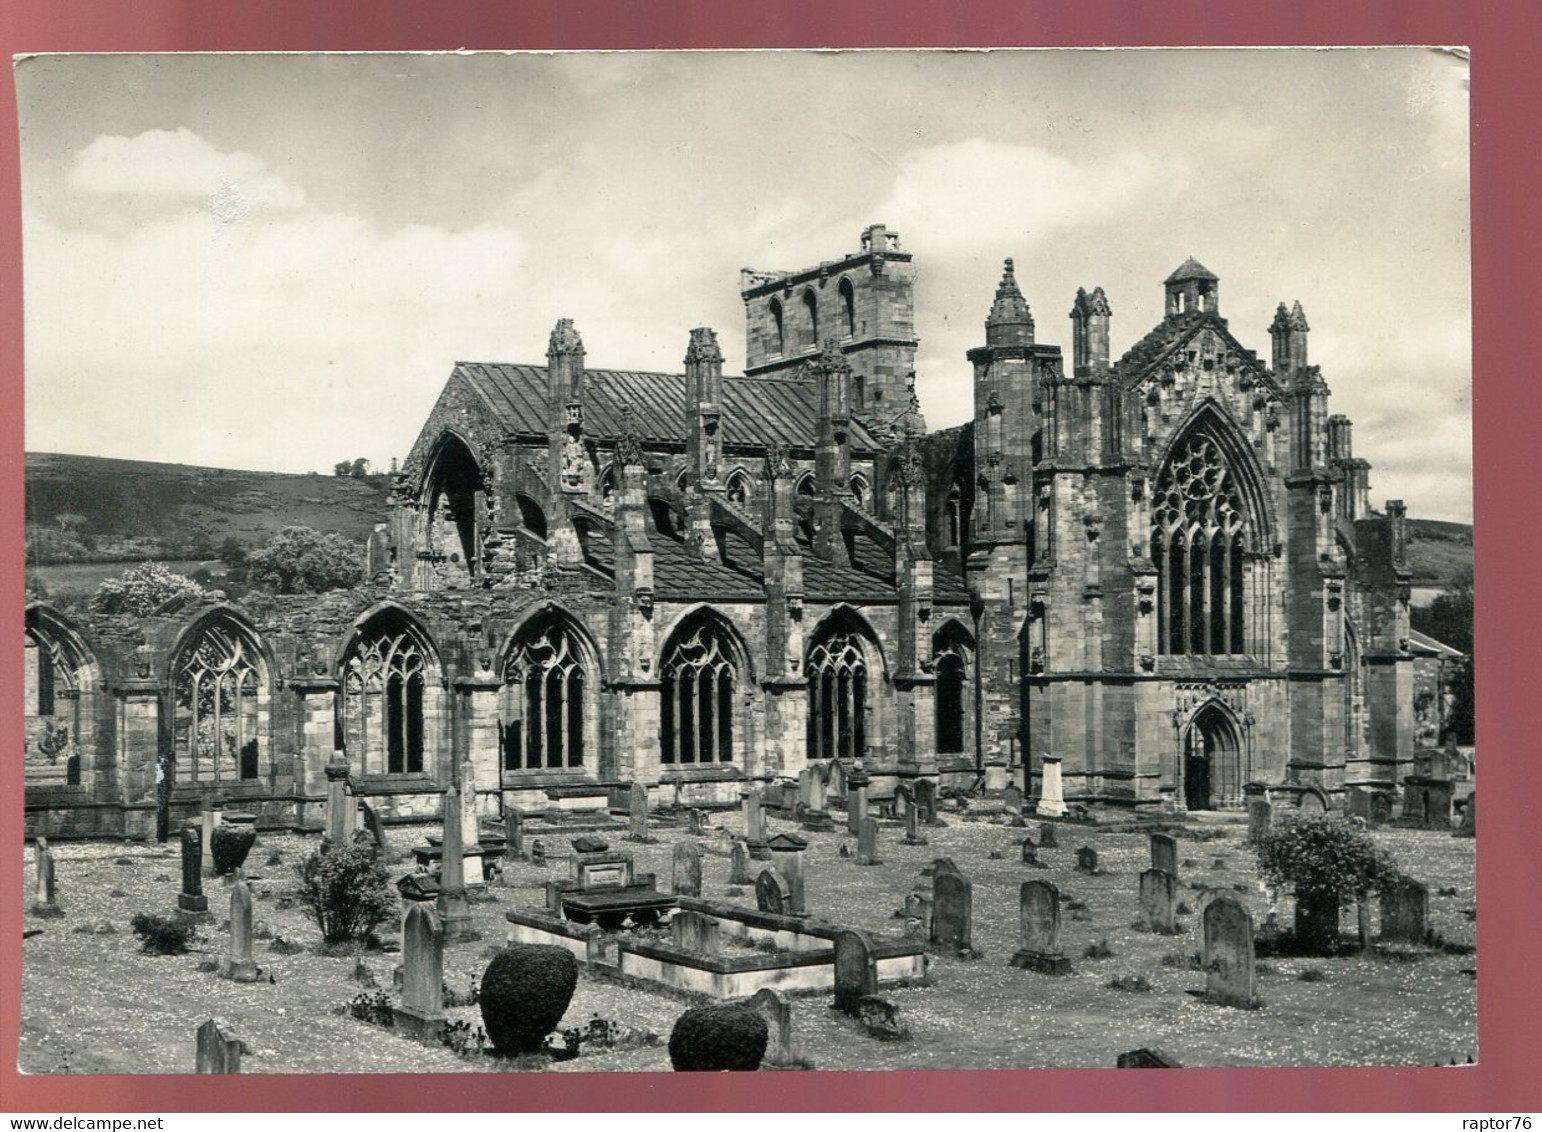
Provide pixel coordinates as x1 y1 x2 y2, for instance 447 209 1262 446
985 257 1035 347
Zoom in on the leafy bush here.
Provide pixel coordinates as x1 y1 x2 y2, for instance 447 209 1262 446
90 562 207 616
668 1004 768 1072
480 945 580 1055
246 526 365 594
1083 938 1115 959
347 989 396 1027
1106 974 1152 993
294 840 396 945
1251 814 1399 902
131 912 198 955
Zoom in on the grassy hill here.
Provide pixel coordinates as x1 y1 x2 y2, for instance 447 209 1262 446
25 453 392 595
1404 517 1474 591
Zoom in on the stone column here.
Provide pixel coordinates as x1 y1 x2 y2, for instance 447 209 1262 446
1036 754 1067 817
324 759 353 843
436 786 473 939
177 822 210 920
768 833 809 914
114 678 162 839
287 675 341 832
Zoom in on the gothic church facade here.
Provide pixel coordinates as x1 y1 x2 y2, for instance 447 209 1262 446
24 226 1415 839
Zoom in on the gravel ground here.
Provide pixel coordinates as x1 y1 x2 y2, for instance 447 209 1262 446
19 810 1476 1074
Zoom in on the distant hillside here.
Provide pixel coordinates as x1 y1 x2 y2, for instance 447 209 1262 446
25 452 392 569
1404 517 1473 591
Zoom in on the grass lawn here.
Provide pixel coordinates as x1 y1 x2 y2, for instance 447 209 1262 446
19 809 1476 1074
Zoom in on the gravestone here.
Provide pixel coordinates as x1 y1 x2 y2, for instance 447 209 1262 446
833 929 878 1015
217 873 261 982
904 892 934 937
436 786 472 939
358 800 387 851
672 843 703 897
768 832 808 913
1454 793 1475 838
195 1018 243 1074
1379 876 1430 943
671 910 721 955
1247 798 1273 843
1003 783 1023 814
686 808 706 836
826 758 848 801
1369 792 1394 826
742 790 766 845
1202 895 1258 1008
178 823 210 919
1011 879 1072 974
1036 755 1068 817
504 809 524 860
1139 868 1179 934
914 779 939 824
394 902 446 1040
1294 889 1340 953
200 795 223 875
902 791 925 844
755 869 791 915
749 988 797 1068
857 817 880 866
1076 846 1100 875
729 838 754 885
629 781 649 839
1149 833 1178 877
1037 822 1058 849
1020 838 1045 868
931 870 973 955
31 837 61 917
1117 1048 1181 1069
846 770 870 834
930 857 962 880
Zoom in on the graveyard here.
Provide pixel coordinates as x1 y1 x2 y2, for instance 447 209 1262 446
19 783 1476 1074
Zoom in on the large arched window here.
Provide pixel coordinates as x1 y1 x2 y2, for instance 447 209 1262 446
1152 426 1252 655
422 432 486 586
172 612 268 784
806 613 881 761
839 277 856 339
944 484 963 548
769 298 785 356
801 289 819 350
932 620 975 756
660 612 744 765
502 611 594 772
24 608 96 788
342 609 435 776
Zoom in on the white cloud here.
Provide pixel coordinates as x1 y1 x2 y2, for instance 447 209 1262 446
68 127 308 210
873 139 1170 253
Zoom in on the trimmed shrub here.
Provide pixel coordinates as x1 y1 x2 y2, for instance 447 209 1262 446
210 825 257 876
131 912 197 955
480 945 579 1055
1252 814 1399 956
668 1004 768 1072
294 840 396 945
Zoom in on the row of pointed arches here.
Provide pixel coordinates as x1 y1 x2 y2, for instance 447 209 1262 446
767 277 858 358
26 600 977 791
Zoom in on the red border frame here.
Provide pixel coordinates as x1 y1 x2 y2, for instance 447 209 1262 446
3 1 1535 1113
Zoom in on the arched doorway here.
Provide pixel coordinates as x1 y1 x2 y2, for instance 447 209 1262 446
1183 702 1242 811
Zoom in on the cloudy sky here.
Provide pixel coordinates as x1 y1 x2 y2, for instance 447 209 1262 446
18 49 1471 520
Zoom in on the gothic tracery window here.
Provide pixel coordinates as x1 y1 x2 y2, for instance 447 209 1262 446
502 615 589 772
24 624 88 787
660 616 739 765
806 627 871 760
173 618 265 784
343 615 430 775
1152 430 1249 655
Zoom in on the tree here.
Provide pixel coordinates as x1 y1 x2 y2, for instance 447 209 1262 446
1251 813 1400 953
246 525 365 594
217 536 247 569
334 461 353 477
89 561 207 616
350 457 370 478
1411 566 1475 743
295 837 396 945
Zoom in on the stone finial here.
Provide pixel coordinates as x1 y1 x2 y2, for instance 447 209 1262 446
813 336 850 373
1289 299 1310 332
985 257 1034 346
547 317 585 358
1270 301 1293 334
762 442 792 481
684 326 724 365
1087 285 1112 316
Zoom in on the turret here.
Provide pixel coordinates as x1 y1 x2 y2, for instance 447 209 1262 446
811 339 853 563
985 258 1034 347
684 326 724 487
1070 285 1112 378
1271 299 1310 377
544 319 588 562
1164 257 1219 318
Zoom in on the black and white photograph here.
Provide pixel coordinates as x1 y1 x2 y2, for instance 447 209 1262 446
18 48 1474 1074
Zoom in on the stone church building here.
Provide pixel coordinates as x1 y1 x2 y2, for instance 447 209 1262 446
24 226 1420 839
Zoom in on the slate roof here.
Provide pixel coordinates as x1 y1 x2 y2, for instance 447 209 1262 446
454 362 884 455
1164 257 1219 283
1408 628 1466 659
574 510 969 605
